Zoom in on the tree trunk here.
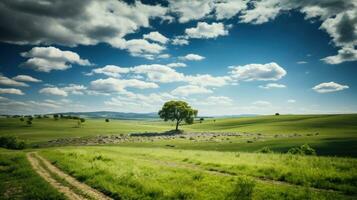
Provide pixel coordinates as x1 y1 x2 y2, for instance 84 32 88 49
175 120 179 131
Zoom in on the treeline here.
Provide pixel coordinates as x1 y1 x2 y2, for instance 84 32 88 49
0 136 25 150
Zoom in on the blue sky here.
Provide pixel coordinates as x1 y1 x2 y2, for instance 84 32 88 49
0 0 356 115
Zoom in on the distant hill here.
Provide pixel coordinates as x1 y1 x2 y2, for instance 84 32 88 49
52 111 258 120
53 111 159 120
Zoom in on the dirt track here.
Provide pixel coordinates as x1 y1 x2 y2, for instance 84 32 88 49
26 152 112 200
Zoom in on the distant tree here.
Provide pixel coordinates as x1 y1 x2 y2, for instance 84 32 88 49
158 101 198 131
20 118 24 122
26 120 32 126
275 113 280 116
80 118 85 123
105 119 110 122
28 116 33 121
199 117 204 123
60 114 64 118
53 114 59 120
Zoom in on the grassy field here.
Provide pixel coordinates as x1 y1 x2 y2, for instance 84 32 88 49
0 149 65 200
1 114 356 157
39 146 357 200
0 114 357 199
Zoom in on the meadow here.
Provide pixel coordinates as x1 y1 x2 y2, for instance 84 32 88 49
39 146 356 200
0 114 357 199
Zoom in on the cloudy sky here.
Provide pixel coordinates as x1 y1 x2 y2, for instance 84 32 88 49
0 0 356 116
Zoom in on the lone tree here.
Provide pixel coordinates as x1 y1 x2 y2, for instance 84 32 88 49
158 101 197 131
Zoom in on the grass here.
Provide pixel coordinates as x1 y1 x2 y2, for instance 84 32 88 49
0 148 65 200
40 146 357 200
1 114 356 157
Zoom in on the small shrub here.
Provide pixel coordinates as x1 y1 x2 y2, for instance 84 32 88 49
0 136 26 150
287 144 316 155
226 177 255 200
105 118 110 122
257 147 273 153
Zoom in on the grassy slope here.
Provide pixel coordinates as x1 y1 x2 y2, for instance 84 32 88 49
0 148 65 200
40 146 357 200
1 114 356 156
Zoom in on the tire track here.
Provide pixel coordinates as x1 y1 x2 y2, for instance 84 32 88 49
27 152 112 200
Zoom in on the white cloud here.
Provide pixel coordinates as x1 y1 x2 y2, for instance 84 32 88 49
0 0 167 48
157 54 171 59
12 75 42 82
131 64 185 83
143 31 169 44
21 46 92 72
0 75 28 87
287 99 296 103
252 100 272 107
91 65 130 78
312 82 349 93
172 38 189 45
90 77 158 93
230 62 287 81
171 85 213 96
179 53 205 61
259 83 286 89
0 88 24 95
110 38 166 60
168 0 213 23
297 61 308 64
185 22 228 39
62 84 87 95
198 96 233 106
185 74 230 87
321 47 357 64
167 63 187 68
39 87 68 97
214 0 247 20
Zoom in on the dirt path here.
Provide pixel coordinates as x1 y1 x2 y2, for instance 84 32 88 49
26 152 112 200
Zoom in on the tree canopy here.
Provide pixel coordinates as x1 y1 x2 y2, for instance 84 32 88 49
158 101 198 131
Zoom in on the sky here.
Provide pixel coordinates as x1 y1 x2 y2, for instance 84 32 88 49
0 0 356 116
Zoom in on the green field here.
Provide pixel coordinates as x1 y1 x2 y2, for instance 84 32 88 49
0 114 357 199
39 146 356 199
1 114 357 157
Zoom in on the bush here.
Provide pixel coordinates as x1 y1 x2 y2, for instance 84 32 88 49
288 144 316 155
257 147 273 153
105 118 110 122
0 136 26 150
226 177 255 200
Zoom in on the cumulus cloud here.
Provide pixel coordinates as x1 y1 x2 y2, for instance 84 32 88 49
185 74 230 87
143 31 169 44
0 88 24 95
185 22 228 39
179 53 205 61
198 96 233 106
0 75 28 87
171 37 189 46
214 0 247 20
108 38 166 60
259 83 286 89
90 77 158 93
131 64 185 83
171 85 213 96
12 75 42 82
230 62 287 81
321 46 357 64
39 87 68 96
0 0 167 46
168 0 213 23
62 84 87 95
20 46 92 72
167 63 187 68
91 65 130 78
312 82 349 93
